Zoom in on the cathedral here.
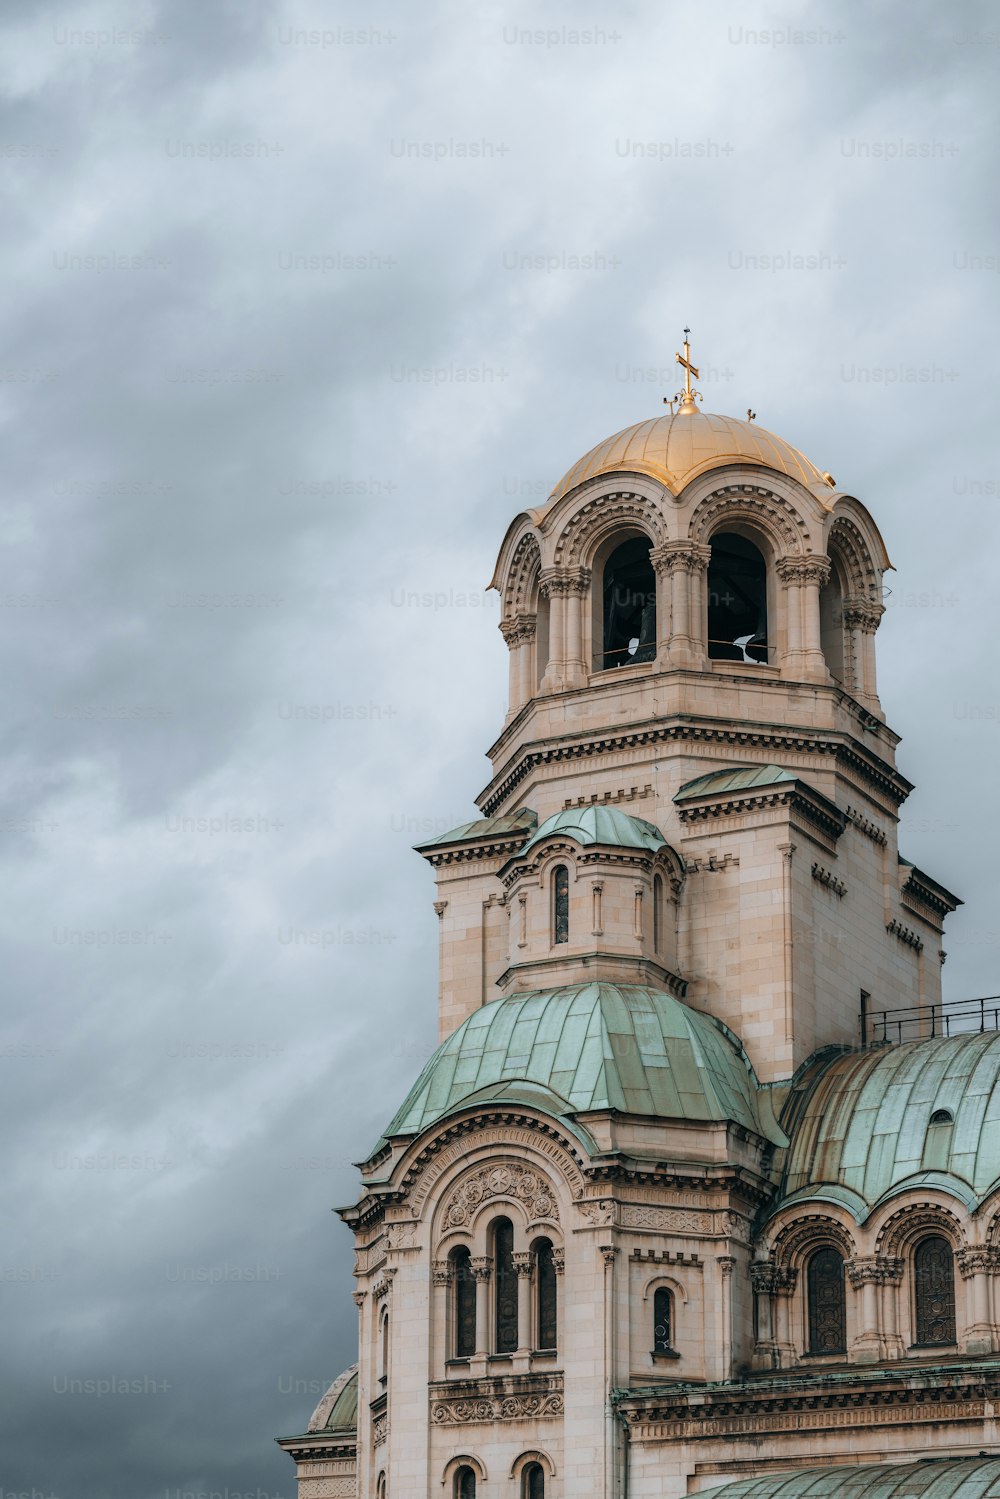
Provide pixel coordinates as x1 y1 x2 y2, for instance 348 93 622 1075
277 342 1000 1498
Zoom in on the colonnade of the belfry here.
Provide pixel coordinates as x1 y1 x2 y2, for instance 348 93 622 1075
501 535 876 717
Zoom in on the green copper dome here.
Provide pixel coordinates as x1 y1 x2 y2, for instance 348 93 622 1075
705 1456 1000 1498
515 806 668 858
779 1029 1000 1219
379 983 782 1146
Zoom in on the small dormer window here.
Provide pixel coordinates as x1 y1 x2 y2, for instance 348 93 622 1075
930 1108 953 1125
553 865 569 944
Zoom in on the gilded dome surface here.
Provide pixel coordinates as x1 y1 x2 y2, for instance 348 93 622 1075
547 408 832 503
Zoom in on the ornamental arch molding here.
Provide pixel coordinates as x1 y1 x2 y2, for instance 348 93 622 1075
436 1159 562 1241
687 483 810 559
510 1449 557 1481
553 490 667 569
442 1454 488 1487
502 530 543 618
826 514 882 602
769 1210 857 1269
398 1112 588 1218
873 1198 969 1258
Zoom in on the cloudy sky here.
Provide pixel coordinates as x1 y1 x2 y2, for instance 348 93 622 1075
1 1 998 1495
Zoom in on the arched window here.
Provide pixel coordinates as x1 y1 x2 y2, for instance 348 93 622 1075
914 1235 956 1346
552 865 569 945
602 536 656 669
707 532 768 663
806 1247 846 1354
454 1467 476 1499
379 1309 389 1386
653 873 664 954
494 1218 518 1353
451 1246 476 1359
653 1286 673 1353
376 1476 386 1499
535 1239 557 1351
522 1463 545 1499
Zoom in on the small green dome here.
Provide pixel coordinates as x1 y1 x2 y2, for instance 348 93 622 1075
781 1029 1000 1219
379 983 782 1146
515 806 668 858
705 1456 1000 1498
306 1364 358 1433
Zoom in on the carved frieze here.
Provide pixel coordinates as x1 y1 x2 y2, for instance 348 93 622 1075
441 1161 559 1229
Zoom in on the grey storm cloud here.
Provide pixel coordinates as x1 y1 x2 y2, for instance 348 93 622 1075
1 0 998 1495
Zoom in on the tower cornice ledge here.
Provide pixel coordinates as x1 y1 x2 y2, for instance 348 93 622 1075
478 713 911 819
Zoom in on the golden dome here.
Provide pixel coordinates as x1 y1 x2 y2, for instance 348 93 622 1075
548 408 834 504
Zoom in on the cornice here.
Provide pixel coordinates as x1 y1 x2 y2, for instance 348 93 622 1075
478 718 911 819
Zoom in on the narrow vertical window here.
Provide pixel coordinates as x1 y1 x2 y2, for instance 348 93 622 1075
454 1468 476 1499
494 1218 518 1353
914 1235 956 1346
653 1286 672 1352
379 1311 389 1386
452 1246 476 1359
376 1476 386 1499
807 1247 846 1354
553 865 569 945
653 873 664 954
535 1239 557 1350
523 1463 545 1499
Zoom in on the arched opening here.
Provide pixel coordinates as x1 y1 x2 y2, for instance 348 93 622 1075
806 1247 846 1354
653 1285 673 1353
522 1463 545 1499
451 1245 476 1359
600 536 656 669
913 1235 956 1346
922 1111 955 1171
379 1309 389 1387
707 532 769 663
653 873 664 954
493 1218 518 1353
820 555 848 686
376 1475 386 1499
454 1467 477 1499
534 1238 557 1351
552 865 569 945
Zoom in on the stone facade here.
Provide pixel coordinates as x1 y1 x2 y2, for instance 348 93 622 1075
279 401 986 1498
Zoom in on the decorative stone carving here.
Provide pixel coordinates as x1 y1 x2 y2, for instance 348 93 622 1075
432 1259 453 1287
812 862 847 898
441 1162 559 1229
431 1392 564 1424
470 1257 493 1284
372 1411 388 1446
957 1247 1000 1279
512 1252 533 1278
550 1246 566 1275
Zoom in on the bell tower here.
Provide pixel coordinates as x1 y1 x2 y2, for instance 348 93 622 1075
420 337 960 1083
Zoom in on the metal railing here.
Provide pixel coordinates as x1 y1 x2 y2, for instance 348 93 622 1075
862 996 1000 1047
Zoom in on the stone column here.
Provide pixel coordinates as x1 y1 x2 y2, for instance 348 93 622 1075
517 615 537 706
471 1258 492 1363
653 542 710 667
798 557 831 680
772 1267 798 1364
776 557 804 678
879 1255 904 1357
591 880 604 936
847 1256 885 1363
958 1247 1000 1354
538 570 568 692
601 1245 619 1499
750 1260 780 1370
513 1251 533 1357
717 1256 736 1380
650 544 673 661
432 1261 453 1366
563 567 591 687
500 617 521 716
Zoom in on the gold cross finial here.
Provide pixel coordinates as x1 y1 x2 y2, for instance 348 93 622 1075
668 326 702 414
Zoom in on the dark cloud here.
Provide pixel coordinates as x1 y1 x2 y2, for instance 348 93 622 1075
1 0 998 1494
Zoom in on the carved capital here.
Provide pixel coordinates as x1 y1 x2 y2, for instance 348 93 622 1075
500 611 537 646
512 1251 534 1278
352 1290 368 1308
650 541 711 576
843 598 884 634
600 1244 619 1267
751 1259 797 1296
957 1247 1000 1279
717 1255 736 1279
846 1256 884 1288
538 567 573 599
432 1259 454 1287
470 1257 493 1283
776 554 831 588
551 1246 566 1275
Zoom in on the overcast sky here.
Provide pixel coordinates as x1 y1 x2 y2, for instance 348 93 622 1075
1 2 998 1495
